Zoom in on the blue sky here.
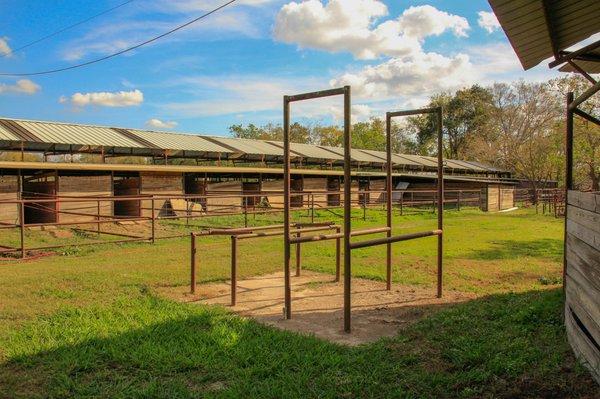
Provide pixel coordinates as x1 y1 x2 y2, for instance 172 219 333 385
0 0 559 136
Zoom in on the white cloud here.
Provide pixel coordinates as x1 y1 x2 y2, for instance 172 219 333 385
398 5 469 39
0 79 41 94
273 1 469 60
330 52 476 98
329 103 373 123
0 37 11 57
146 118 178 129
477 11 500 33
62 89 144 107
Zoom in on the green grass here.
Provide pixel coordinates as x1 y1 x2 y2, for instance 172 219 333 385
0 207 596 398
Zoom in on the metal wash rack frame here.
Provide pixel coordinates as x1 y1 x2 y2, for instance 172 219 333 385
283 86 444 332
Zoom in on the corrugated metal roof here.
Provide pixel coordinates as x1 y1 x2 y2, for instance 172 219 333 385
127 129 233 153
0 123 19 141
267 141 344 161
0 117 505 174
489 0 600 72
208 136 283 156
14 120 144 148
318 145 385 163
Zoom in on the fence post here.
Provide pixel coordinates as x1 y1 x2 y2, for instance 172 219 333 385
295 229 301 277
231 236 237 306
363 193 367 221
151 198 155 244
400 193 403 216
243 197 248 228
335 226 341 282
311 193 315 224
457 190 461 211
19 201 25 259
190 233 196 294
97 199 101 235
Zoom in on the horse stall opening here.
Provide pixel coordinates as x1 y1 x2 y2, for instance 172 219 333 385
22 172 57 224
326 176 340 206
290 176 303 208
113 174 141 218
184 174 207 212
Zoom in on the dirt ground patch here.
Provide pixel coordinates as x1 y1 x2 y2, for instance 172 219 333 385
161 271 477 345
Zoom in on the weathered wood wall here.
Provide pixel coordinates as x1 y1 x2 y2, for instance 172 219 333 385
0 176 18 224
481 184 515 212
58 175 112 223
140 172 183 217
565 190 600 385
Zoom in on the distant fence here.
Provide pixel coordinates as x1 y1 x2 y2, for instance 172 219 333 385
0 189 482 258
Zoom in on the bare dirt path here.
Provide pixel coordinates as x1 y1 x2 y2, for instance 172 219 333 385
163 271 477 346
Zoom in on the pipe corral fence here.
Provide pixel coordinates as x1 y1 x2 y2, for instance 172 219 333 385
0 187 483 259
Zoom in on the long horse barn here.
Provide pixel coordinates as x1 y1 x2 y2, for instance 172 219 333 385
0 117 516 226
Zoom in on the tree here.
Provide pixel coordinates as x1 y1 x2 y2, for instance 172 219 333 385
551 75 600 191
471 81 563 195
405 85 493 158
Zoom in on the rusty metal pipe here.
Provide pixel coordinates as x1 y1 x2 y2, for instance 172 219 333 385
350 229 442 250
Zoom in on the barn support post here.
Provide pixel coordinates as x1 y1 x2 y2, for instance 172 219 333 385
563 91 574 292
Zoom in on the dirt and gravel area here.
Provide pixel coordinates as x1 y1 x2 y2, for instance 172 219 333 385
163 271 477 345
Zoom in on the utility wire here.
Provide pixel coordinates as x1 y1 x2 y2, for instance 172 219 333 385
3 0 137 57
0 0 238 77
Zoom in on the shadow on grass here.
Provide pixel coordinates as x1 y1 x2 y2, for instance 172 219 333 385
0 289 595 398
466 238 563 261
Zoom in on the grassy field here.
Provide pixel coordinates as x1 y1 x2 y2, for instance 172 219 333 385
0 207 597 398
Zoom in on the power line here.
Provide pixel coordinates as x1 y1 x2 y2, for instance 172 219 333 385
3 0 137 57
0 0 238 77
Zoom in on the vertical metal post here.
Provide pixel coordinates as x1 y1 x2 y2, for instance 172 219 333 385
335 226 341 282
385 112 393 291
283 96 292 319
295 230 301 277
231 236 237 306
343 85 352 333
436 107 444 298
457 190 461 211
19 201 25 259
97 199 101 235
400 194 403 216
311 193 314 224
244 196 248 228
190 233 196 294
564 92 574 292
151 198 155 244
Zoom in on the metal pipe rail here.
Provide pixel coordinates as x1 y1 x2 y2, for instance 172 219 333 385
190 222 340 305
350 229 442 250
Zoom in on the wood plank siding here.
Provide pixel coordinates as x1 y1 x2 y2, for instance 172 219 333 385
565 190 600 384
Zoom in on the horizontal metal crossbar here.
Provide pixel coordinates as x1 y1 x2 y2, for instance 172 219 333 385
285 86 348 103
387 107 441 118
349 229 442 250
289 226 390 244
237 225 337 240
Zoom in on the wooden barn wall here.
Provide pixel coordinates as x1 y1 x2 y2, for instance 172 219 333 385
140 172 184 217
261 180 283 208
565 191 600 385
0 176 18 224
206 180 242 212
58 175 112 223
369 179 386 204
303 177 327 207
